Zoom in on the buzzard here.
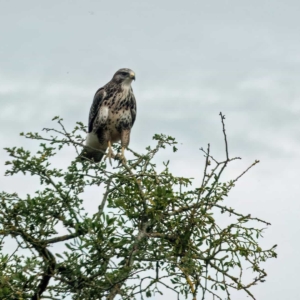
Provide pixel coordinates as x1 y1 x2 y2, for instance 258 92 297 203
80 68 137 163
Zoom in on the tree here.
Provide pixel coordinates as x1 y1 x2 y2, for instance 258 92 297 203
0 113 277 300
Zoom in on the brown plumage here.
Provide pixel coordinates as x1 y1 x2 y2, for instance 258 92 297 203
80 68 137 162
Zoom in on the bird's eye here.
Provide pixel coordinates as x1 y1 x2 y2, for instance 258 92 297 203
121 72 128 76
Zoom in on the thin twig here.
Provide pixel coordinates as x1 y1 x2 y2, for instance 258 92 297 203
233 160 260 183
219 112 229 161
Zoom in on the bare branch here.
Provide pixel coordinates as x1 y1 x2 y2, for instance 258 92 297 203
219 112 229 161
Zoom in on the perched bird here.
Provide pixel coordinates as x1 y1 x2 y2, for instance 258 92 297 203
79 68 137 163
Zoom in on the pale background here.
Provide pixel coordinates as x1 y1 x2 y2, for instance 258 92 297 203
1 1 299 299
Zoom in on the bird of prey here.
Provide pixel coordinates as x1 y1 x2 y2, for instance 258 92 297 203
79 68 137 163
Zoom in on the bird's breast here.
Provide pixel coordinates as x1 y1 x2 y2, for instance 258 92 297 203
109 109 132 130
95 88 134 141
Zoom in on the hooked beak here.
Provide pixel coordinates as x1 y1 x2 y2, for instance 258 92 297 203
129 72 136 80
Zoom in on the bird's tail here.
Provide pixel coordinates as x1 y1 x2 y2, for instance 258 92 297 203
77 147 105 163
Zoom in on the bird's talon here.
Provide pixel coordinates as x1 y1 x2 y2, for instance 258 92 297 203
120 155 127 163
104 142 115 166
115 153 126 164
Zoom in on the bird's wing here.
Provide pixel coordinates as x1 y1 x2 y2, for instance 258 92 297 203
130 90 137 127
88 87 106 133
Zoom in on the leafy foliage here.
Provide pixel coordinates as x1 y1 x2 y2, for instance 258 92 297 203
0 114 277 300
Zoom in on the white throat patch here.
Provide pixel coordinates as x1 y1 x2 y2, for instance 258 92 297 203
121 81 132 95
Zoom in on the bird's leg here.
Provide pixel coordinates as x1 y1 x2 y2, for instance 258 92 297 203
105 140 115 165
118 130 130 163
120 146 127 163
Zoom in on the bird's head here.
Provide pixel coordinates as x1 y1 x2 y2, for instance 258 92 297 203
112 68 136 85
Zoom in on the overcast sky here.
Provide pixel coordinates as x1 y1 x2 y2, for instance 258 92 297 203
1 1 300 299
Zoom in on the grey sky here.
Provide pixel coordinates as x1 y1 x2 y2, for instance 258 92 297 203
1 1 300 299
